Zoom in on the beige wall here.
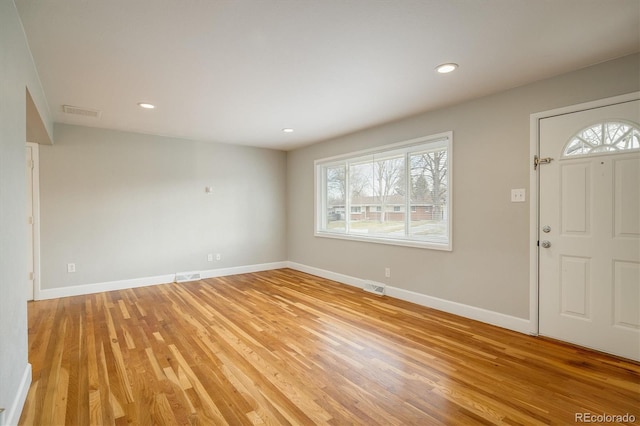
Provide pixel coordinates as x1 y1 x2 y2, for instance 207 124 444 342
0 1 52 423
39 124 287 289
286 53 640 320
3 8 639 419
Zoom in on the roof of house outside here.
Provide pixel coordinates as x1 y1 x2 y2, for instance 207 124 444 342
330 195 434 207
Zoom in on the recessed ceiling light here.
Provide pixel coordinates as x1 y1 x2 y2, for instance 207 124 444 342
282 128 294 133
137 102 155 109
435 63 458 74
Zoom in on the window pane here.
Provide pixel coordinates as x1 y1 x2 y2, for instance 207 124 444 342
348 154 406 237
409 148 448 244
349 157 372 233
325 165 345 231
315 132 452 250
563 122 640 156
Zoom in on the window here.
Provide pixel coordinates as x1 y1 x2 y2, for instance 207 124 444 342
563 121 640 157
315 132 452 250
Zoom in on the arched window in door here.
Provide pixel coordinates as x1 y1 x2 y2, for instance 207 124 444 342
563 121 640 157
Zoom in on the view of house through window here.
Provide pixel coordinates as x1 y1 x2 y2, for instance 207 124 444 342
316 133 452 250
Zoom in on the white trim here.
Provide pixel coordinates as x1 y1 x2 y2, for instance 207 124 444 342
37 274 177 300
386 286 531 334
3 363 31 426
314 132 452 164
287 262 531 334
314 132 453 251
36 261 288 300
200 261 288 279
313 231 452 251
528 105 540 335
286 262 366 289
35 257 531 333
528 91 640 337
26 142 41 302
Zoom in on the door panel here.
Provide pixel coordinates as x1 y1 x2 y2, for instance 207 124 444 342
539 99 640 361
613 261 639 329
559 255 590 319
560 162 590 234
614 157 640 237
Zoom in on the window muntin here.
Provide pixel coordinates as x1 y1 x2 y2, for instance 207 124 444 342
315 133 452 250
563 121 640 157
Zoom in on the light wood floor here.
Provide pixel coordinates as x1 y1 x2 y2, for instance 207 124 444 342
20 269 639 425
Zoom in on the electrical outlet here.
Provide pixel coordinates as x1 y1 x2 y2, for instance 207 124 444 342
511 188 526 202
216 253 221 261
67 263 76 273
207 253 213 262
385 267 391 278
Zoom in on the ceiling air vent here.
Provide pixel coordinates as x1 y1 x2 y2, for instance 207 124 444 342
62 105 101 118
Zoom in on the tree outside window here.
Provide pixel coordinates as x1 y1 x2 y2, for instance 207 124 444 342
316 133 452 250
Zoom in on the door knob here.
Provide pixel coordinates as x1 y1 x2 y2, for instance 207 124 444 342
541 240 551 248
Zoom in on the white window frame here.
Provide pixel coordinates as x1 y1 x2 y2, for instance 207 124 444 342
314 132 453 251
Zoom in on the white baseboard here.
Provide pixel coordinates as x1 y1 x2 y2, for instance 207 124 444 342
3 363 31 426
287 261 533 335
200 261 288 279
36 261 289 301
37 273 176 300
285 262 365 289
385 286 532 334
36 260 532 335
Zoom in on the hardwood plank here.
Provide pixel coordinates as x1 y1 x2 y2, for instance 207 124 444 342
39 314 67 423
20 269 640 425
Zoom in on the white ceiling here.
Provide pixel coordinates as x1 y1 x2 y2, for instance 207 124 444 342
16 0 640 150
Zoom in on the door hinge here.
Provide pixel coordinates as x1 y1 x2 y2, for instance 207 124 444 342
28 272 34 280
534 155 553 170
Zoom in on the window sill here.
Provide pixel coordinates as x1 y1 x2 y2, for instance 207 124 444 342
314 230 452 251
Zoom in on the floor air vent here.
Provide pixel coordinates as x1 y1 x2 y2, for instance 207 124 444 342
175 272 201 283
363 281 386 296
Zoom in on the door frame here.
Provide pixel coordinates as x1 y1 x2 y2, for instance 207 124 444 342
528 91 640 336
26 142 41 301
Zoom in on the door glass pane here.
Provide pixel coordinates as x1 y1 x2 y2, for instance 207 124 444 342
564 122 640 156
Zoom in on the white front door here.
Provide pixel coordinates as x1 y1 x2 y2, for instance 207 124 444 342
539 99 640 361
